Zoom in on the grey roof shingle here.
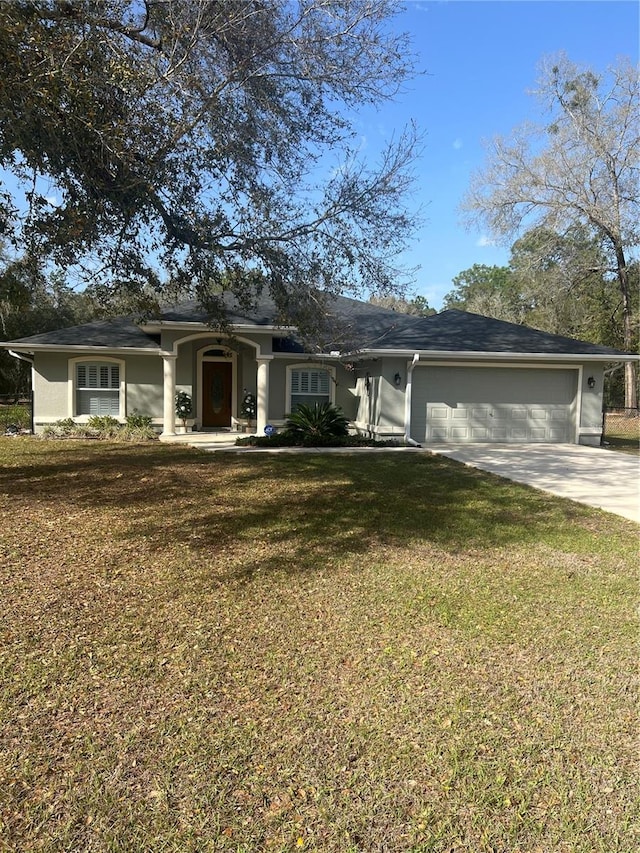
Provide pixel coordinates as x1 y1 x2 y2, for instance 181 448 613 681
1 294 633 358
371 309 630 356
7 317 161 350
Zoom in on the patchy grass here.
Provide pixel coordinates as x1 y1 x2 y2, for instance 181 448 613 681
0 439 637 853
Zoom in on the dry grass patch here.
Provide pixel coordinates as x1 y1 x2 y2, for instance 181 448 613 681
0 439 637 852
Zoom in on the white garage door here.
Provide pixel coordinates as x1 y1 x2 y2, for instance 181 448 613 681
411 366 576 444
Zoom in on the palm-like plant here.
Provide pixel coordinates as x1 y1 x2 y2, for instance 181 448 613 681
285 402 349 439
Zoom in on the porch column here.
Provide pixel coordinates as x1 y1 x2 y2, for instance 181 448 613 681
161 353 177 438
256 357 272 436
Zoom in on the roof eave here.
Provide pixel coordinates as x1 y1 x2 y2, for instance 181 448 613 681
140 321 298 334
0 343 162 355
356 349 639 361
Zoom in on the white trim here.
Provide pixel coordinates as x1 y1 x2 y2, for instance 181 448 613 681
285 362 336 414
404 353 420 444
161 354 177 437
5 344 161 355
360 349 639 362
168 331 263 358
414 360 583 371
68 355 126 419
575 365 584 444
257 358 272 435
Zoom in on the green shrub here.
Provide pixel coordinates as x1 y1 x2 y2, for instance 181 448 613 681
55 418 80 435
41 416 156 442
119 425 158 442
236 433 300 447
0 404 31 431
235 432 401 448
87 415 120 435
126 411 153 429
284 402 349 440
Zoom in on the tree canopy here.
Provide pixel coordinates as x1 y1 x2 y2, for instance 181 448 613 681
0 0 421 324
463 54 639 406
443 264 526 324
369 293 435 316
0 252 96 396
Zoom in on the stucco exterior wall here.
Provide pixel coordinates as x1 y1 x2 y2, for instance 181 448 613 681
33 353 69 424
268 359 287 420
32 352 165 429
125 356 164 418
578 363 605 445
263 359 356 423
352 358 406 437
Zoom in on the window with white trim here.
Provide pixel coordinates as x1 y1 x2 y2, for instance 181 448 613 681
290 368 331 411
76 362 120 416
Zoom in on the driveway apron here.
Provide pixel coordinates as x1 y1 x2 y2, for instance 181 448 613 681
430 443 640 523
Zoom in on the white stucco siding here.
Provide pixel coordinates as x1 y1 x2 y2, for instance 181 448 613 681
124 356 164 418
411 365 579 444
352 359 406 437
33 353 69 422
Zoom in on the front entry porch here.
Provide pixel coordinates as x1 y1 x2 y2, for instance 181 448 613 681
159 335 272 439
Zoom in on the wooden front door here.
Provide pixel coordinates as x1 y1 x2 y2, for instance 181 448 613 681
202 361 232 428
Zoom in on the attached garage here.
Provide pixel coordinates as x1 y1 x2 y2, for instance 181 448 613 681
411 365 577 444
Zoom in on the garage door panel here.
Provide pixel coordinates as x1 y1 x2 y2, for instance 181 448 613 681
412 367 576 444
472 407 490 418
530 427 547 440
471 427 489 439
451 426 469 439
452 408 468 419
510 429 528 440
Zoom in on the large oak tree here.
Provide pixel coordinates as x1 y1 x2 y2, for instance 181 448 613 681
0 0 421 325
463 54 639 407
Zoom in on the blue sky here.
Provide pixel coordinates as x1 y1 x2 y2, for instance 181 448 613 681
359 0 639 308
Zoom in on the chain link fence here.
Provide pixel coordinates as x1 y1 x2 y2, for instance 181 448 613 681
602 407 640 449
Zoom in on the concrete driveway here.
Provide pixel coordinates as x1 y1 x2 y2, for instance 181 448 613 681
430 443 640 523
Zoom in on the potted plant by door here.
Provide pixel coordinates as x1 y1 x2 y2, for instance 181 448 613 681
240 391 256 432
175 391 193 433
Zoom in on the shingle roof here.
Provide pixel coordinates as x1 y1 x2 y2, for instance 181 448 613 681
6 317 161 350
1 294 633 358
371 309 631 357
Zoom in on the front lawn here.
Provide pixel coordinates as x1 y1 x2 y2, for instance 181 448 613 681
0 439 637 852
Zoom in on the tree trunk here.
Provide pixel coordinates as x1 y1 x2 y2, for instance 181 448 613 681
614 243 638 409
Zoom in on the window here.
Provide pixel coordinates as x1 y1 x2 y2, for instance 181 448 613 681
290 368 331 411
76 362 120 416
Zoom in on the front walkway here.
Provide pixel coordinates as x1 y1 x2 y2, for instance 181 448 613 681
430 443 640 523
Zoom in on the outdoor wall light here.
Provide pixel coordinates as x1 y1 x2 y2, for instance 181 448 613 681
394 372 402 387
587 376 596 389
